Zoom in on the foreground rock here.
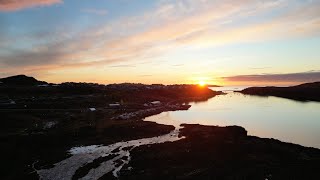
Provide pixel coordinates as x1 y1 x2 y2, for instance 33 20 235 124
36 127 183 180
118 124 320 180
4 121 320 180
1 120 175 180
240 82 320 102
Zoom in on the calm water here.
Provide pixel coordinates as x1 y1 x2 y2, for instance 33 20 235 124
145 91 320 148
209 86 249 92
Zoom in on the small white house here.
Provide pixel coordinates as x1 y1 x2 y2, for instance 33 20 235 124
89 108 96 112
109 103 120 107
150 101 161 106
38 84 49 87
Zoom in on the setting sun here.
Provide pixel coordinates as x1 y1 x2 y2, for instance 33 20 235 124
198 81 206 87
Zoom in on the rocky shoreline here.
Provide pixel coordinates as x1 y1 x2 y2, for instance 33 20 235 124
111 104 191 120
31 121 320 180
118 124 320 180
1 75 320 180
3 100 320 180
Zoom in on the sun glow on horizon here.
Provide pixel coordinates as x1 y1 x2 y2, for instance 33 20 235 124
198 81 207 87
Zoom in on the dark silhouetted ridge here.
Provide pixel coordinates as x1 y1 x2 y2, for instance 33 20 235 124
240 82 320 102
0 75 47 86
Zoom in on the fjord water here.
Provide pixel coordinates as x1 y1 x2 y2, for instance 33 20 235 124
145 89 320 148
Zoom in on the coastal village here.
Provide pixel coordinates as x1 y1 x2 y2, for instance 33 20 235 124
0 75 218 138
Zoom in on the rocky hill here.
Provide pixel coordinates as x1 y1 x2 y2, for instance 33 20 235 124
240 82 320 101
0 75 47 86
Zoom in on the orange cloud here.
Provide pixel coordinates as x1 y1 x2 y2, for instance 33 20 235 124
0 0 62 12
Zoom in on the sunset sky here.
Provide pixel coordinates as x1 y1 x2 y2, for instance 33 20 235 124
0 0 320 86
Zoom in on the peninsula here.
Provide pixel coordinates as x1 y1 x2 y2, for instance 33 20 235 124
240 82 320 102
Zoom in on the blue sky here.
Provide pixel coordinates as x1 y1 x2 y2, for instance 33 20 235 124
0 0 320 85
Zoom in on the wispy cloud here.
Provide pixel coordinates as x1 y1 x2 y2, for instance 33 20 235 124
109 64 136 68
138 74 152 77
172 64 184 67
0 0 62 12
249 67 272 70
82 8 107 15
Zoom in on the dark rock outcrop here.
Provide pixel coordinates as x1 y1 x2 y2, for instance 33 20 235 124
118 124 320 180
240 82 320 101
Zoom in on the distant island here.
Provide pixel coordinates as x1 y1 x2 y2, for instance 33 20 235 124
240 82 320 102
206 84 222 87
